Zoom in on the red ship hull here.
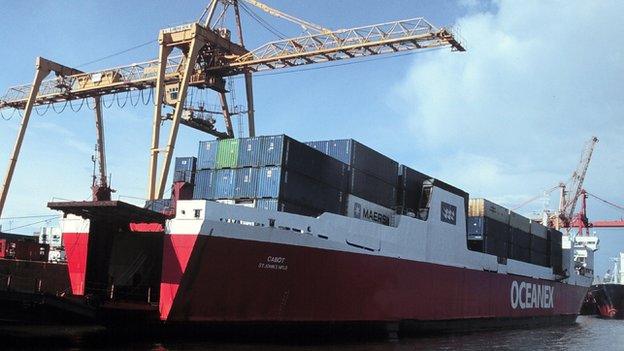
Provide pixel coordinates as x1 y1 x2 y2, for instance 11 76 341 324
160 233 587 330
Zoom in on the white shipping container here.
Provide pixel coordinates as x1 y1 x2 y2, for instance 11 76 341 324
345 194 395 226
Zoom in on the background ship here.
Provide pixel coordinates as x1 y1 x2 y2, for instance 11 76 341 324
588 252 624 318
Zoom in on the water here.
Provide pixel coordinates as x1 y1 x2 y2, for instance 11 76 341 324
2 316 622 350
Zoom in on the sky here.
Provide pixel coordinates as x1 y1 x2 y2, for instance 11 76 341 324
0 1 622 274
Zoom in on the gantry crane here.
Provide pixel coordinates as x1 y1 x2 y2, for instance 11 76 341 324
0 0 465 217
513 136 599 230
553 136 599 229
567 190 624 235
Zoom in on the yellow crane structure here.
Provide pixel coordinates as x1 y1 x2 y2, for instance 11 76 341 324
0 0 465 217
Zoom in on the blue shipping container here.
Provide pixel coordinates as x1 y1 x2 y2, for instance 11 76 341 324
193 169 216 200
256 166 281 198
197 140 219 170
174 157 196 183
214 169 236 199
306 139 399 185
467 216 484 237
304 140 328 154
255 198 279 211
237 137 263 167
234 168 258 199
260 135 285 166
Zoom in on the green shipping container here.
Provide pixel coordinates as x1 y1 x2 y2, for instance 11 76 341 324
216 139 239 169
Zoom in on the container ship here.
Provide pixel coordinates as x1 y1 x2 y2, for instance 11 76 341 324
46 135 595 334
587 252 624 318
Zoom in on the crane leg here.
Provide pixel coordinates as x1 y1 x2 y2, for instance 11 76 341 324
156 38 203 199
244 72 255 137
0 58 50 218
91 97 112 201
147 45 173 200
219 92 235 138
94 97 107 187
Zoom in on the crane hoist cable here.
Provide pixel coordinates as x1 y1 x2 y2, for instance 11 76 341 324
239 2 287 39
586 191 624 213
511 185 560 211
75 40 157 68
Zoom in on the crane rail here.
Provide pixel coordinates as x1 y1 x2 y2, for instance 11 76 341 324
0 18 463 111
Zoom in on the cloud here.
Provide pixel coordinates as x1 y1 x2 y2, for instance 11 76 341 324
397 0 624 210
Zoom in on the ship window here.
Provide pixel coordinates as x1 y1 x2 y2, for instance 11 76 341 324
194 209 201 218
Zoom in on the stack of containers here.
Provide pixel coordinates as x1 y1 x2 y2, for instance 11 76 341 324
305 139 398 209
529 221 550 267
193 135 348 216
173 156 197 184
508 212 532 262
194 140 219 200
548 228 564 274
467 199 510 257
468 199 557 267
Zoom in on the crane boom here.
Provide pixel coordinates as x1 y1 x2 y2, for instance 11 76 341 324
0 18 462 111
562 136 599 219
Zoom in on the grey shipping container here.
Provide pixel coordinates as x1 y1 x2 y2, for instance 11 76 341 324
214 169 236 199
547 229 563 254
174 157 197 183
350 169 396 209
193 169 216 200
484 236 508 258
466 216 510 244
255 135 349 191
305 139 399 185
234 167 258 199
197 140 219 170
509 211 531 232
510 228 531 249
256 166 344 215
509 246 531 262
530 221 548 239
530 236 549 254
531 252 550 267
468 198 510 224
397 166 431 213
